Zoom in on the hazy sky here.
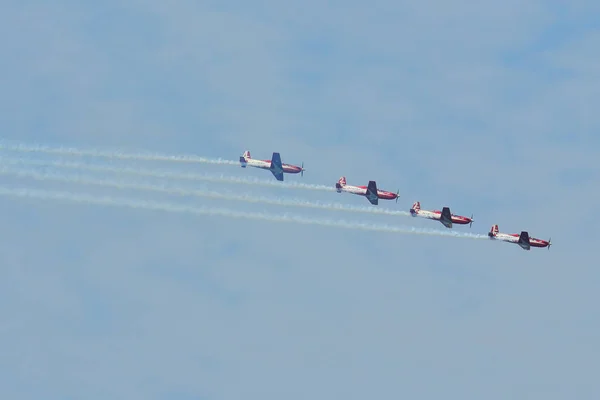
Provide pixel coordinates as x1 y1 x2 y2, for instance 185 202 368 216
1 1 599 399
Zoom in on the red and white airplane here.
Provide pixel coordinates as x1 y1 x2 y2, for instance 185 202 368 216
488 224 552 251
409 201 474 229
239 150 304 181
335 176 399 205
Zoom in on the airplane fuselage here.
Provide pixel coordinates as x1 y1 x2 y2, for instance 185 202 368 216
410 209 471 224
489 232 549 249
336 184 397 200
490 232 521 244
241 158 302 174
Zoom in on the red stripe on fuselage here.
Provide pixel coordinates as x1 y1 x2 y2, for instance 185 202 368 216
258 160 302 174
503 233 549 247
282 164 302 173
343 185 397 200
451 215 472 224
529 239 549 247
354 186 396 199
377 191 397 200
430 210 471 224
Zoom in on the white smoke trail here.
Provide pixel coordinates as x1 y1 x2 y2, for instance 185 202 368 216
0 166 409 217
0 185 489 240
0 156 334 192
0 140 239 166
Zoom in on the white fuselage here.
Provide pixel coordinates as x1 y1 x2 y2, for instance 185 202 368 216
241 156 301 175
338 185 392 198
488 226 550 249
339 185 368 196
491 233 519 244
412 209 438 220
244 159 271 170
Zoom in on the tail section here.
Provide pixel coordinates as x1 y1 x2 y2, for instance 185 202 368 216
335 176 346 191
239 150 250 167
410 201 421 215
239 150 251 167
488 224 499 237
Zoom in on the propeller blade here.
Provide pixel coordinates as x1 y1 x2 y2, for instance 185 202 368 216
301 162 304 177
396 189 399 203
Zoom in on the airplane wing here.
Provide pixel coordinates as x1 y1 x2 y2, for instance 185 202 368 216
269 152 284 181
366 181 379 205
270 169 284 181
518 231 531 250
441 207 452 228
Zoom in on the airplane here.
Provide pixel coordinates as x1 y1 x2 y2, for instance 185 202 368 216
239 150 304 181
488 224 552 251
335 176 399 205
409 201 474 229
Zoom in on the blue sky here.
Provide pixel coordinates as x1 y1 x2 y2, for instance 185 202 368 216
0 1 599 399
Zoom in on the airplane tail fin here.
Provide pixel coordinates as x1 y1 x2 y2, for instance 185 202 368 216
489 224 499 237
239 150 250 167
409 201 420 216
336 176 346 189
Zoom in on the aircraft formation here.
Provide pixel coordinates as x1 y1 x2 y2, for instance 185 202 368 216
239 149 552 251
